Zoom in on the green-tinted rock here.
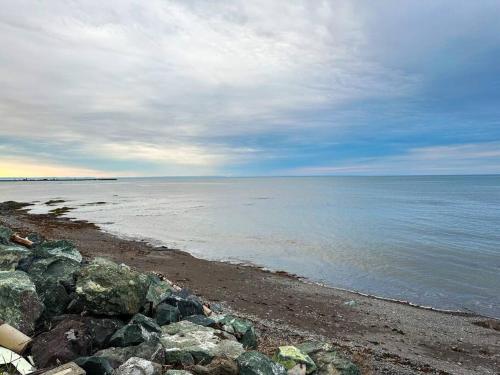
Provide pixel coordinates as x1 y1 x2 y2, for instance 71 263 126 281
273 346 316 374
164 350 194 366
237 351 287 375
183 314 216 327
296 341 360 375
0 226 13 245
160 321 243 364
74 356 114 375
162 290 204 318
0 244 31 271
76 257 149 315
310 350 360 375
130 313 161 333
36 240 82 262
155 303 180 325
145 274 172 307
95 341 165 368
109 323 158 347
0 270 44 334
27 256 80 317
115 357 162 375
166 371 193 375
219 315 258 349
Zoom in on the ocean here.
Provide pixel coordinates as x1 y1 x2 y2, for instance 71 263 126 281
1 175 499 317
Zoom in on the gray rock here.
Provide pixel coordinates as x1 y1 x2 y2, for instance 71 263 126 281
114 357 162 375
155 303 180 326
145 274 173 308
0 244 31 271
74 356 114 375
95 341 165 368
165 371 193 375
161 321 243 364
0 270 44 334
237 351 287 375
75 258 150 315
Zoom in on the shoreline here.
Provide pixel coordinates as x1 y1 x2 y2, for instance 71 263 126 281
1 201 499 374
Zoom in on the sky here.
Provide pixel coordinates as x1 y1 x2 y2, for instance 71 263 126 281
1 0 500 177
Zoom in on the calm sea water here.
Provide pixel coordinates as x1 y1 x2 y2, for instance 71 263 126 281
1 176 499 317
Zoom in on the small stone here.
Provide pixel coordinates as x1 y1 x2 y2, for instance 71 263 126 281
74 356 114 375
273 346 316 374
237 351 287 375
205 357 239 375
0 270 44 334
114 357 162 375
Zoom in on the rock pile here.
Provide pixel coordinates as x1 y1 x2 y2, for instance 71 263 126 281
0 225 360 375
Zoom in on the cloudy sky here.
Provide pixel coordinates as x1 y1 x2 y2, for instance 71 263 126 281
1 0 500 177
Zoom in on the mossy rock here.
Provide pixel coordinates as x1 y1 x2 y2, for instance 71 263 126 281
76 257 150 315
273 346 316 374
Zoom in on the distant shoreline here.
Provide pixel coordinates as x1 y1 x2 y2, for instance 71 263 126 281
0 177 117 182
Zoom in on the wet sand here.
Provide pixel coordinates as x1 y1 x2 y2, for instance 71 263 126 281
0 202 498 374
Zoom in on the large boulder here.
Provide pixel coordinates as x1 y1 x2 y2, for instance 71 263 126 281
86 317 125 350
95 341 165 368
75 258 150 315
31 318 93 367
109 323 159 347
218 315 257 349
161 321 244 364
236 351 287 375
273 346 316 374
0 244 31 271
114 357 163 375
35 240 82 262
0 270 44 334
297 341 360 375
129 313 162 333
27 256 81 318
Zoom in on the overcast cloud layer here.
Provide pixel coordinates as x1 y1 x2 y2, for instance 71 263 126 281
1 0 500 176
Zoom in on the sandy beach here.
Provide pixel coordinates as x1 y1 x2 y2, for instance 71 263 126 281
0 201 498 375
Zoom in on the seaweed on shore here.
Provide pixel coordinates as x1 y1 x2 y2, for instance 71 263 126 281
45 199 66 206
0 201 32 213
48 206 75 216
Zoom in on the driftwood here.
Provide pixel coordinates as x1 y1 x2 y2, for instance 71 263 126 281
0 320 32 354
10 233 33 248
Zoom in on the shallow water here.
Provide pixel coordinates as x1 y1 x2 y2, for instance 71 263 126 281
1 175 499 317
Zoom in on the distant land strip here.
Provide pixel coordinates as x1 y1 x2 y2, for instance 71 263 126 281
0 177 117 182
